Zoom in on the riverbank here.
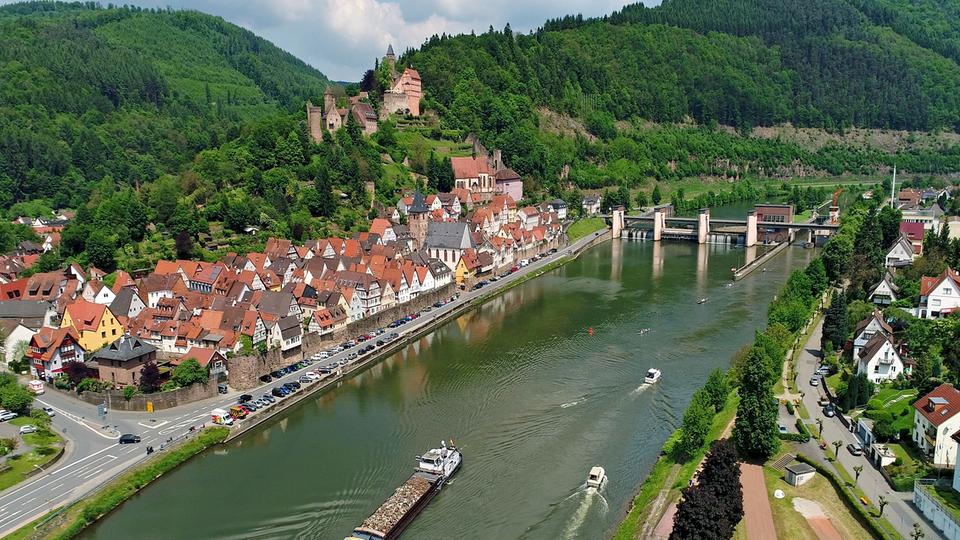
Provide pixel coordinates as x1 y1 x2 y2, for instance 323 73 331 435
8 426 229 540
221 229 612 443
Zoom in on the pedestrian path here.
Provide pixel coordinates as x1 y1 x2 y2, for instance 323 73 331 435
740 463 776 540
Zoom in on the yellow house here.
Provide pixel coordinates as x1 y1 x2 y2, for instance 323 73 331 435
61 299 123 352
455 249 480 286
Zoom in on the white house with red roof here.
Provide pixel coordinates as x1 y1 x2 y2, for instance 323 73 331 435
913 383 960 465
920 268 960 319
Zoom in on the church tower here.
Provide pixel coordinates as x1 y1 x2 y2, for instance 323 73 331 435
408 190 429 250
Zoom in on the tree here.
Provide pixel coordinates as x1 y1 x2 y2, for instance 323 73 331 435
821 291 848 351
911 523 925 540
652 184 663 205
174 231 193 260
139 361 162 393
670 485 730 540
697 439 743 526
0 384 34 413
816 418 824 438
85 230 117 273
671 440 742 540
675 389 715 461
733 353 780 459
853 465 863 484
703 369 730 411
123 385 139 400
171 358 208 387
878 496 888 516
62 361 91 386
832 439 842 458
635 190 649 209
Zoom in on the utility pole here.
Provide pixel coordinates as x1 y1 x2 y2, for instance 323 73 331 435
891 165 897 209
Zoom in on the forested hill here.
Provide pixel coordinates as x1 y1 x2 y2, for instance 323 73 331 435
406 0 960 140
0 2 330 208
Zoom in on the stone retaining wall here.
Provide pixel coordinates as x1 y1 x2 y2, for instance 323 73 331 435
66 379 219 411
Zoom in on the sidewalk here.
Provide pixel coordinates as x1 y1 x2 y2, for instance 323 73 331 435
796 320 936 539
740 463 777 540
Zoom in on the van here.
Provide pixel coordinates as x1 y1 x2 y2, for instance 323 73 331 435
28 380 44 395
519 259 529 267
319 351 330 359
229 405 248 420
211 408 234 425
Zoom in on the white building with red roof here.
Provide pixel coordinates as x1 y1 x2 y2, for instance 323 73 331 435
920 268 960 319
913 383 960 465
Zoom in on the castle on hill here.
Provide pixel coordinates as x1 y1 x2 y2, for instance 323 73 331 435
306 44 422 143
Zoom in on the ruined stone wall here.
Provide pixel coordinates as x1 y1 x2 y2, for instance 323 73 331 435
63 379 219 411
381 91 410 118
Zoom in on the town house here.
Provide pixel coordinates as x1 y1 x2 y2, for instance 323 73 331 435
856 333 905 383
28 327 84 380
61 300 123 351
91 335 157 387
920 268 960 319
914 384 960 466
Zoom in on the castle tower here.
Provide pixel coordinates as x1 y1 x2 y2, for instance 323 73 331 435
408 190 429 250
323 88 336 113
386 44 396 64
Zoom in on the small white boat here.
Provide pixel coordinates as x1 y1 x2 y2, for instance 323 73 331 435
697 297 708 304
644 368 662 384
587 466 606 489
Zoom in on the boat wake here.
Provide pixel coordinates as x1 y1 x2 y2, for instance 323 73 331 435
631 383 651 395
561 486 609 539
560 399 582 409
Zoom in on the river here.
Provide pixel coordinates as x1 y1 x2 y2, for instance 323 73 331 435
82 240 813 540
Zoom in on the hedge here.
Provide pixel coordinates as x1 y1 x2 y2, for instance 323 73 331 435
785 400 795 415
795 454 897 540
779 432 810 443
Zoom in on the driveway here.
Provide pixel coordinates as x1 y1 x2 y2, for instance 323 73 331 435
796 321 936 539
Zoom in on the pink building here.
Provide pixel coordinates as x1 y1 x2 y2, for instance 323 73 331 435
495 168 523 201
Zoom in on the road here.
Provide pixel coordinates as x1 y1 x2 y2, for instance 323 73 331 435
795 320 938 539
0 229 607 537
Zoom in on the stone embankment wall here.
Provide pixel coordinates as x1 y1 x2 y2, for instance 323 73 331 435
62 379 219 411
225 284 455 390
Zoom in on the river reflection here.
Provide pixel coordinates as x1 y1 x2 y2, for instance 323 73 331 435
82 240 813 540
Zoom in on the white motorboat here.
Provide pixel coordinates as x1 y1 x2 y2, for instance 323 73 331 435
587 466 606 489
644 368 662 384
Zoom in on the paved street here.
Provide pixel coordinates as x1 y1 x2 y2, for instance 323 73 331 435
794 320 938 539
0 229 607 537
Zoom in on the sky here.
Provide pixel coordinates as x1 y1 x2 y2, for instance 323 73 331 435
3 0 650 80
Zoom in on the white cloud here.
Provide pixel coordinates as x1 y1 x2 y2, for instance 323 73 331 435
1 0 652 80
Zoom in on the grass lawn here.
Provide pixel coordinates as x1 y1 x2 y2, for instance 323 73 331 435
566 218 607 241
0 420 64 492
884 442 933 491
929 484 960 524
394 130 473 157
865 389 917 435
825 370 846 395
763 467 873 540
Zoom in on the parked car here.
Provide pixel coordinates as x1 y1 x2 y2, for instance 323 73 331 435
259 374 272 383
239 394 253 403
823 405 835 417
809 378 819 387
298 375 312 384
847 443 864 456
18 425 36 435
778 424 788 434
319 366 333 374
119 434 141 444
242 402 257 412
318 351 330 359
42 406 55 417
253 399 267 408
817 397 830 407
261 394 275 404
0 411 18 421
305 372 321 382
286 381 301 389
271 370 283 379
272 387 286 398
347 353 357 361
229 406 248 419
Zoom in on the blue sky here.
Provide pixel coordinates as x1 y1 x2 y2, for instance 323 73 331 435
2 0 654 80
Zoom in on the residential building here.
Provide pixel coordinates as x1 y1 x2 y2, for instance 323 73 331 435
494 168 523 201
425 221 476 270
61 300 123 351
920 268 960 319
269 316 302 352
547 199 568 220
91 335 157 387
452 156 495 197
869 275 899 305
912 384 960 466
900 222 926 256
27 327 84 380
175 346 226 378
852 310 893 359
885 233 916 268
582 195 602 215
856 333 905 383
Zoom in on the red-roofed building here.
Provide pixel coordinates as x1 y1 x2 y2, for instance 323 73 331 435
28 327 84 380
900 221 925 255
912 383 960 464
920 268 960 319
452 156 495 197
174 346 226 376
61 299 122 351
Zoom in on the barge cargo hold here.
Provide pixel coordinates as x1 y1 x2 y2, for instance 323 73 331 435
346 442 462 540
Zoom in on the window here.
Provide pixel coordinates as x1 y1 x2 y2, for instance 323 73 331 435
112 329 117 336
101 332 106 338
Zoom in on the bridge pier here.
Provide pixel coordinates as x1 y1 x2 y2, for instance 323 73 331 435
698 208 710 244
746 210 758 247
653 208 664 242
611 208 625 238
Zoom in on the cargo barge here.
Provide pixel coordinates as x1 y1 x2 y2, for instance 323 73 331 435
346 441 462 540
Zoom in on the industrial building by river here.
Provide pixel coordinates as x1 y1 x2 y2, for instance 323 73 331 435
82 239 814 540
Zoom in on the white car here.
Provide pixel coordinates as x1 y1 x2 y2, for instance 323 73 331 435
318 351 330 359
0 411 19 421
18 425 36 435
809 378 820 387
42 406 55 417
304 372 321 382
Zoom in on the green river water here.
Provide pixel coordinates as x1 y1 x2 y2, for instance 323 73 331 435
82 239 813 540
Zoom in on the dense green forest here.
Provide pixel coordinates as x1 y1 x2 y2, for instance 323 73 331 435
0 2 330 209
